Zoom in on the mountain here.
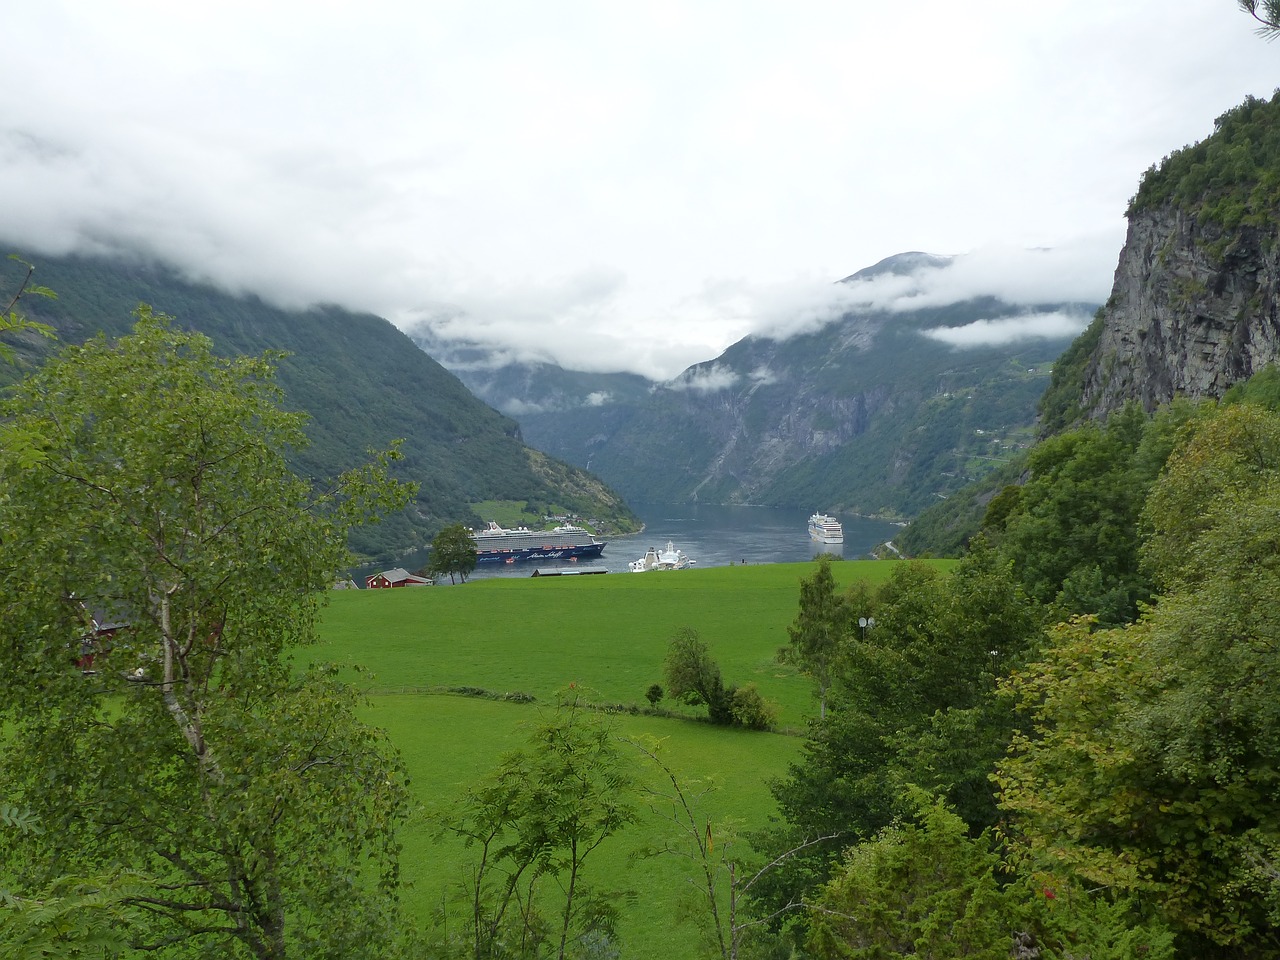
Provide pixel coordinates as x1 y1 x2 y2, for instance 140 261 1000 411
410 328 656 419
429 254 1092 519
902 91 1280 556
1058 92 1280 423
0 254 639 563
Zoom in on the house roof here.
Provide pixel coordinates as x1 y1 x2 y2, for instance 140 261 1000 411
367 568 431 585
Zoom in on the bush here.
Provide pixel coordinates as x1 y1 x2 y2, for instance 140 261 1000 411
730 683 778 730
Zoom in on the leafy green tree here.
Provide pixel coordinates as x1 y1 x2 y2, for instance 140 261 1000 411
0 255 56 365
805 792 1019 960
999 404 1155 625
979 484 1022 536
885 541 1044 830
663 627 733 725
995 616 1275 955
632 737 829 960
1141 401 1280 590
778 557 849 720
0 874 144 959
997 407 1280 955
1 804 146 960
0 256 57 470
430 521 479 584
1223 363 1280 411
437 691 638 960
999 577 1280 952
0 311 416 958
807 789 1176 960
763 554 1043 937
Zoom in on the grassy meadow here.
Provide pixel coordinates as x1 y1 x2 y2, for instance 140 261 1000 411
308 559 952 958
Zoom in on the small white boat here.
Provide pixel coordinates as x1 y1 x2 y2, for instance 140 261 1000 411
629 541 696 572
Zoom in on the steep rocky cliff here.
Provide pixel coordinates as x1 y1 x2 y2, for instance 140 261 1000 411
1081 210 1280 417
1079 93 1280 419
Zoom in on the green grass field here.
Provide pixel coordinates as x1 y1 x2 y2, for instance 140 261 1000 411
310 559 951 958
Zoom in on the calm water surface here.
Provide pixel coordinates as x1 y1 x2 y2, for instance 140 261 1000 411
467 503 902 581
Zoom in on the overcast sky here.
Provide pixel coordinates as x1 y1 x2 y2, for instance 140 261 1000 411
2 2 1277 379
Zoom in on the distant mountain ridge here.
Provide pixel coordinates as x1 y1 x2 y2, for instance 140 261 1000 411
0 254 638 563
421 253 1094 519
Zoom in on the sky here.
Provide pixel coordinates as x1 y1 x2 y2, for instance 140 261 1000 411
2 1 1277 380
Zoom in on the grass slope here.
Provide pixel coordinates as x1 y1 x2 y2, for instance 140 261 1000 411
311 560 955 959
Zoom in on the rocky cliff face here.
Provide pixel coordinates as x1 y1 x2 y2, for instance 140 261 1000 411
1081 205 1280 417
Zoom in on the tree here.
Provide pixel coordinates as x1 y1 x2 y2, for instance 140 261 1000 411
430 521 478 584
778 557 848 720
761 554 1044 934
998 405 1155 625
0 804 147 959
998 607 1280 952
806 792 1019 960
1140 401 1280 591
0 310 416 958
0 256 57 470
631 737 834 960
806 790 1175 960
0 254 56 365
997 403 1280 953
663 627 732 724
436 691 637 960
1240 0 1280 39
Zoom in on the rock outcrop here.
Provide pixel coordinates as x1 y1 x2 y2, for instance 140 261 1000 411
1082 185 1280 415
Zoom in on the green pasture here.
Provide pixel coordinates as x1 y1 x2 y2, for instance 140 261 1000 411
374 696 801 959
309 559 937 729
310 559 954 959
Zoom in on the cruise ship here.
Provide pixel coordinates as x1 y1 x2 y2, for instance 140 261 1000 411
808 512 844 544
470 522 607 564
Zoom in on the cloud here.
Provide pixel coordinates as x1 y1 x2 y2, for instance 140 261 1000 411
2 1 1273 382
500 398 551 416
649 241 1109 365
584 391 611 407
921 310 1092 348
667 363 740 393
831 240 1115 315
673 276 879 345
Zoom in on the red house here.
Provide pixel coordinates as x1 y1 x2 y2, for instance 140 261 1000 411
365 567 432 589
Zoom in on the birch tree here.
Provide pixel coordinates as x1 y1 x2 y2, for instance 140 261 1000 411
0 310 415 958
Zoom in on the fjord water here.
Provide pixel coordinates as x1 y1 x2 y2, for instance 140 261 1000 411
469 503 903 580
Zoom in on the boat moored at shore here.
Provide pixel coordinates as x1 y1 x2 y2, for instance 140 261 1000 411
628 541 696 572
471 522 607 564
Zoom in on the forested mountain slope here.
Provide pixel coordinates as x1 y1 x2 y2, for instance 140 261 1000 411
0 254 637 562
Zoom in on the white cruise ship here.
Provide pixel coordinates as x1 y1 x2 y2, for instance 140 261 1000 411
808 512 844 544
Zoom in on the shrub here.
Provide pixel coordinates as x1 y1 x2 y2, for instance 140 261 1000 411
730 683 778 731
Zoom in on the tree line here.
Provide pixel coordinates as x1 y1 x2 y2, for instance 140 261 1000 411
749 390 1280 959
